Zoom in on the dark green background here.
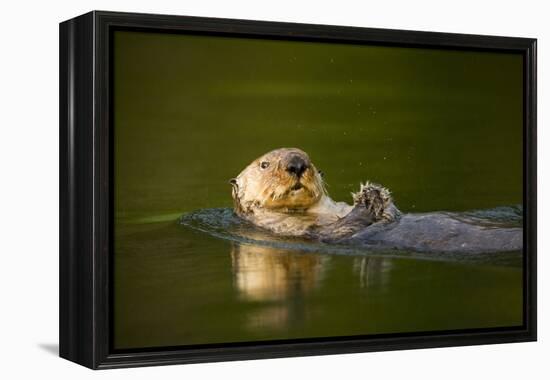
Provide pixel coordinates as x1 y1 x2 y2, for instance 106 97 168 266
114 31 523 349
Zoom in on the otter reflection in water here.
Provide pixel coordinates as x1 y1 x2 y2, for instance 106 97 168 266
229 148 522 253
231 244 326 301
230 243 326 330
230 242 392 331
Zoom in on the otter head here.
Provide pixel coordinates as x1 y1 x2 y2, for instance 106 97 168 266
230 148 326 215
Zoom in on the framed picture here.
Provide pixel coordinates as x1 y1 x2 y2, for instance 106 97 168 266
59 11 537 369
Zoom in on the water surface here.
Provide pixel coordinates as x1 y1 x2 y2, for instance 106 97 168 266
113 31 524 349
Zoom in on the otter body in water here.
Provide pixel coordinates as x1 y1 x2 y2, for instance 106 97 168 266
230 148 522 253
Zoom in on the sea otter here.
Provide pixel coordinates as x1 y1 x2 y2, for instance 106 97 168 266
229 148 522 253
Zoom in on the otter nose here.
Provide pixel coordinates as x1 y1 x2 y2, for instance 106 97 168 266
286 156 308 177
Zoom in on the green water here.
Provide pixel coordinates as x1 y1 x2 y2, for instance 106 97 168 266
113 31 524 349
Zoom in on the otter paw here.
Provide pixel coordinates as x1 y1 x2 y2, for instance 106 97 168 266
352 182 392 220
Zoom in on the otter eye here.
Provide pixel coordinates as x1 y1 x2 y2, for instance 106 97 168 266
260 161 270 169
318 170 324 177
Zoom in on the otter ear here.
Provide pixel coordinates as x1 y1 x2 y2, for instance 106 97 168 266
229 178 238 187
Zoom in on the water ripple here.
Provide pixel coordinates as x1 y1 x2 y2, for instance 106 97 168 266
179 206 523 266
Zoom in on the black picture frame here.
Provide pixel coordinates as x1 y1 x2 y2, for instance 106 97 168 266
59 10 537 369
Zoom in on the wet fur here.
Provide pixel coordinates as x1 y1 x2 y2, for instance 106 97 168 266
231 148 398 238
